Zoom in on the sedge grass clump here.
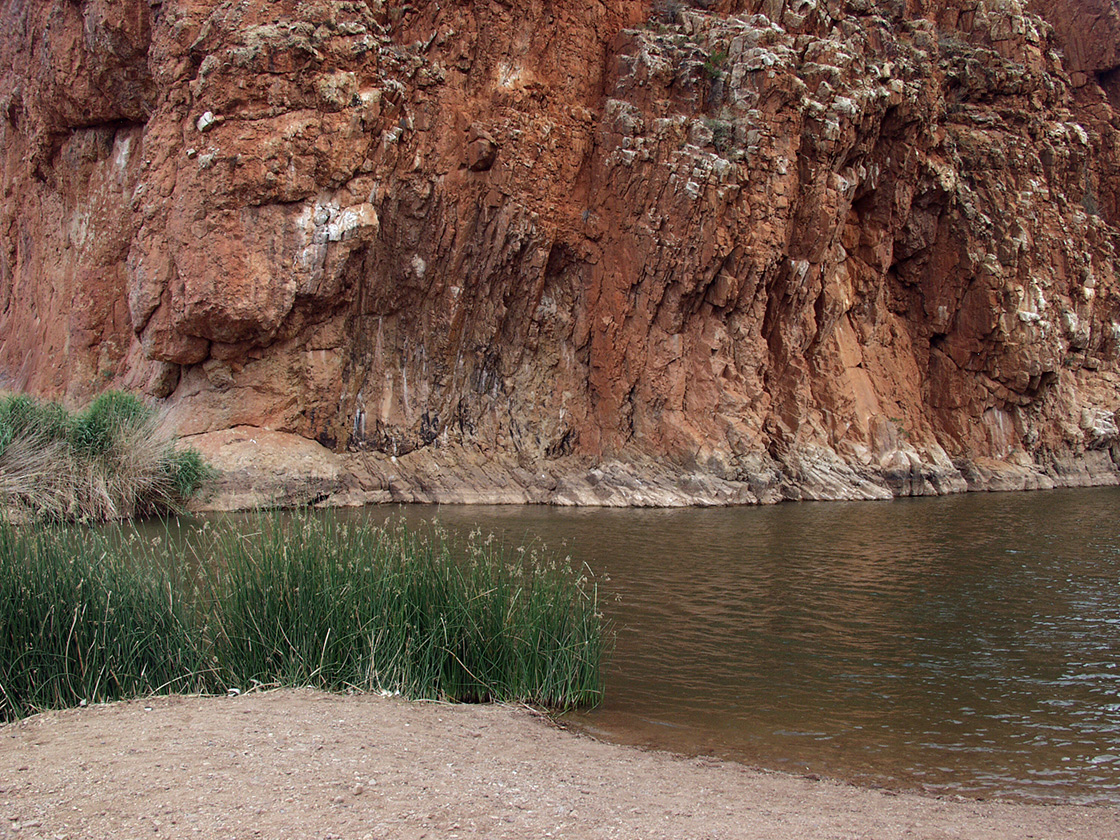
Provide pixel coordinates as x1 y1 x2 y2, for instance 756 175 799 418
0 513 606 721
204 515 606 709
0 390 213 522
0 520 211 721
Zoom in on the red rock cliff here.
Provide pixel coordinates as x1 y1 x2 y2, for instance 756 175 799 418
3 0 1120 506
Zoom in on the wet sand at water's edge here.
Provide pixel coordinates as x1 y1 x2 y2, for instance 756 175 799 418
2 688 1117 839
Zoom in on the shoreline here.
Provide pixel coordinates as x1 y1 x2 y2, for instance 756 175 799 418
2 689 1117 840
185 426 1120 512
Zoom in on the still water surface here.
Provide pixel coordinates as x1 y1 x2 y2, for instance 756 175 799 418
379 487 1120 804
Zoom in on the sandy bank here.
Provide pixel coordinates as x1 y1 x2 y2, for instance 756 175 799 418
1 689 1116 840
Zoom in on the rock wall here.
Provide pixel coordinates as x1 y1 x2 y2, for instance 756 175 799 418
3 0 1120 506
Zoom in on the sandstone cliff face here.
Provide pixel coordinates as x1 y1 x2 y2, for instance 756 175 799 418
3 0 1120 506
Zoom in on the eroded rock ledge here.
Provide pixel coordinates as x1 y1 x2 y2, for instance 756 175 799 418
188 427 1120 510
4 0 1120 507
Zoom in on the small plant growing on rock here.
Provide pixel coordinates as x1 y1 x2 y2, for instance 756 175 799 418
702 48 729 79
652 0 685 24
705 117 735 154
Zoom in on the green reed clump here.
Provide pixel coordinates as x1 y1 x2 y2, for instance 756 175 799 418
0 520 211 721
203 515 605 709
0 513 606 721
68 391 153 458
0 390 213 522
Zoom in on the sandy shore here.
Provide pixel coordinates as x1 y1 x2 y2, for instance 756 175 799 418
1 688 1117 840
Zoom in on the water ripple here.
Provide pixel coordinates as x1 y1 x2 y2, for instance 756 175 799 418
385 487 1120 804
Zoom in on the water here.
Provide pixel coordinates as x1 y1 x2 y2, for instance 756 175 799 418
375 487 1120 804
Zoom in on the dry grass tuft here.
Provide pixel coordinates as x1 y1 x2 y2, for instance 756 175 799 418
0 391 212 522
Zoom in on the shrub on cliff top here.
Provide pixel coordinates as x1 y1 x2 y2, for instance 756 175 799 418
0 391 213 522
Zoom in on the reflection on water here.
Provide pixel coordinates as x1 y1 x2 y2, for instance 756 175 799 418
374 487 1120 804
